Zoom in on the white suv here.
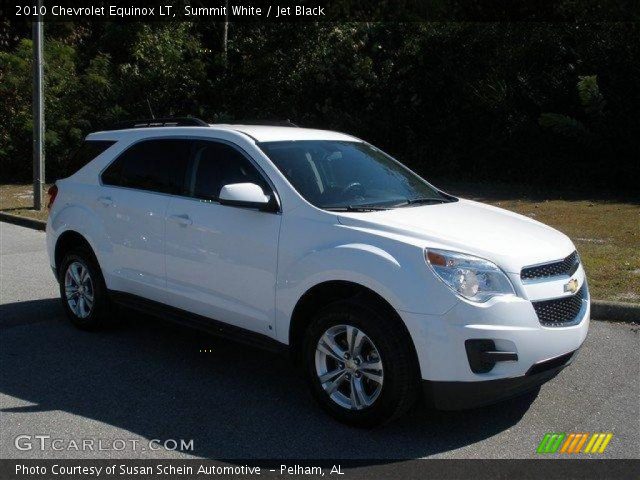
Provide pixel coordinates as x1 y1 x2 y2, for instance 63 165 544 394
46 118 589 426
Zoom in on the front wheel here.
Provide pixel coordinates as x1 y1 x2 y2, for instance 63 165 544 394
303 299 419 427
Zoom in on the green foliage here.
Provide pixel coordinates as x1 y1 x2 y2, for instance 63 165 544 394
577 75 605 115
0 21 638 192
0 38 86 179
539 113 588 138
539 75 609 143
118 23 206 117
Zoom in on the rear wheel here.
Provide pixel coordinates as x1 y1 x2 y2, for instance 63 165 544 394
59 248 111 330
303 299 419 427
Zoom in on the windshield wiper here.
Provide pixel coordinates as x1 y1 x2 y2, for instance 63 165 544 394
325 205 389 212
393 197 449 207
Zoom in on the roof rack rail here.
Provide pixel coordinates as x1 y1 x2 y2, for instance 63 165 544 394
222 119 300 128
107 117 209 131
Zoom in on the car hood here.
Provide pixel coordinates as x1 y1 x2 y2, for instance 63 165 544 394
336 198 575 273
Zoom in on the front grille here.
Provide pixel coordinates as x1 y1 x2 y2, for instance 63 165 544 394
521 251 580 281
532 284 586 326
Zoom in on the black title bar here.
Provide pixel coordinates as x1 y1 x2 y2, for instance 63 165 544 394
4 0 640 23
1 459 639 480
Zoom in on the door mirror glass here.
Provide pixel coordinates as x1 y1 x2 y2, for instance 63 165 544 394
218 183 274 211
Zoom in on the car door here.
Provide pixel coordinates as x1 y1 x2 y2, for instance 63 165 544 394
164 140 281 336
97 138 191 301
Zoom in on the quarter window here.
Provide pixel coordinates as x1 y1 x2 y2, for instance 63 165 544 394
65 140 115 177
102 139 192 195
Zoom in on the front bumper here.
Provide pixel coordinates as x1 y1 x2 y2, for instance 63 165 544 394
399 289 590 383
422 349 578 410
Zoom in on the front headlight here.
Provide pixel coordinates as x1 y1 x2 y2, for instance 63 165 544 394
425 248 515 303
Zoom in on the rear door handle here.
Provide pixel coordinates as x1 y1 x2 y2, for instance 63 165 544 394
168 214 193 226
97 196 113 207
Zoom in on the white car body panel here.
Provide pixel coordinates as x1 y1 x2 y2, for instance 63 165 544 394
336 199 575 274
164 195 281 335
92 186 169 300
403 298 589 382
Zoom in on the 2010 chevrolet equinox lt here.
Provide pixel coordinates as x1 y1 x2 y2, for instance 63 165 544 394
46 118 589 426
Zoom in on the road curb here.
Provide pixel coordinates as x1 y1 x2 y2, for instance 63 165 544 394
0 211 46 231
591 300 639 324
0 213 639 323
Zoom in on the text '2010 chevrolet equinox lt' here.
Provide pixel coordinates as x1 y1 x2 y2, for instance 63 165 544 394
46 118 589 426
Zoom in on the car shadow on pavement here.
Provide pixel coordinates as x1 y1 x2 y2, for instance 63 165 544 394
0 298 538 461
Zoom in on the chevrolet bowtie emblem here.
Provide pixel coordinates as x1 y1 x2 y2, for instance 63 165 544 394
564 278 579 294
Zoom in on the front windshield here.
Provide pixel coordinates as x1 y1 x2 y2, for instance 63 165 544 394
258 140 453 210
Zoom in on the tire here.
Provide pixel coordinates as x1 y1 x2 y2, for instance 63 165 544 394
302 298 419 427
58 247 111 330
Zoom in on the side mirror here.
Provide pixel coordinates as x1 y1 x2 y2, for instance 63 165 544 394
218 183 277 212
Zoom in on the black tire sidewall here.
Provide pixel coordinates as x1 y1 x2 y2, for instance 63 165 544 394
59 249 108 330
303 300 416 427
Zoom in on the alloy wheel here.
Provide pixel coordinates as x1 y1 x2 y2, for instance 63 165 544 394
64 261 94 319
314 324 384 410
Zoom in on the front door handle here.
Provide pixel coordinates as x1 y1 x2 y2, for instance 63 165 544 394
168 213 193 227
97 196 113 207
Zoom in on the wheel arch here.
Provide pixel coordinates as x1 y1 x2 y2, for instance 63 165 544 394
54 230 99 275
287 280 420 377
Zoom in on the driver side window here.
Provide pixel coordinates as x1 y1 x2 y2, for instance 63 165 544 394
266 147 327 204
189 141 269 201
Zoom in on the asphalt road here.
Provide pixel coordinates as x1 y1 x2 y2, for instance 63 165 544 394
0 221 638 460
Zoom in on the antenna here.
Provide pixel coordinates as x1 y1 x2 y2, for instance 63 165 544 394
146 98 155 119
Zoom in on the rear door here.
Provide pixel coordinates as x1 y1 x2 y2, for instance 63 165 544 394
97 139 191 300
164 140 281 336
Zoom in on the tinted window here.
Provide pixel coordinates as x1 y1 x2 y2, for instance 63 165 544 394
191 142 269 200
65 140 115 177
259 140 449 209
102 139 192 195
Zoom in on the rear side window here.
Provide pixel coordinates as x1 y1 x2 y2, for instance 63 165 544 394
191 141 269 200
65 140 115 176
102 139 192 195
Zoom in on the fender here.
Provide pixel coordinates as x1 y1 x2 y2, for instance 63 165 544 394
49 203 112 280
274 241 456 344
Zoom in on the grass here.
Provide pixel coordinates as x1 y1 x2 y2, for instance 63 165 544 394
482 199 638 304
1 182 638 303
0 184 50 222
